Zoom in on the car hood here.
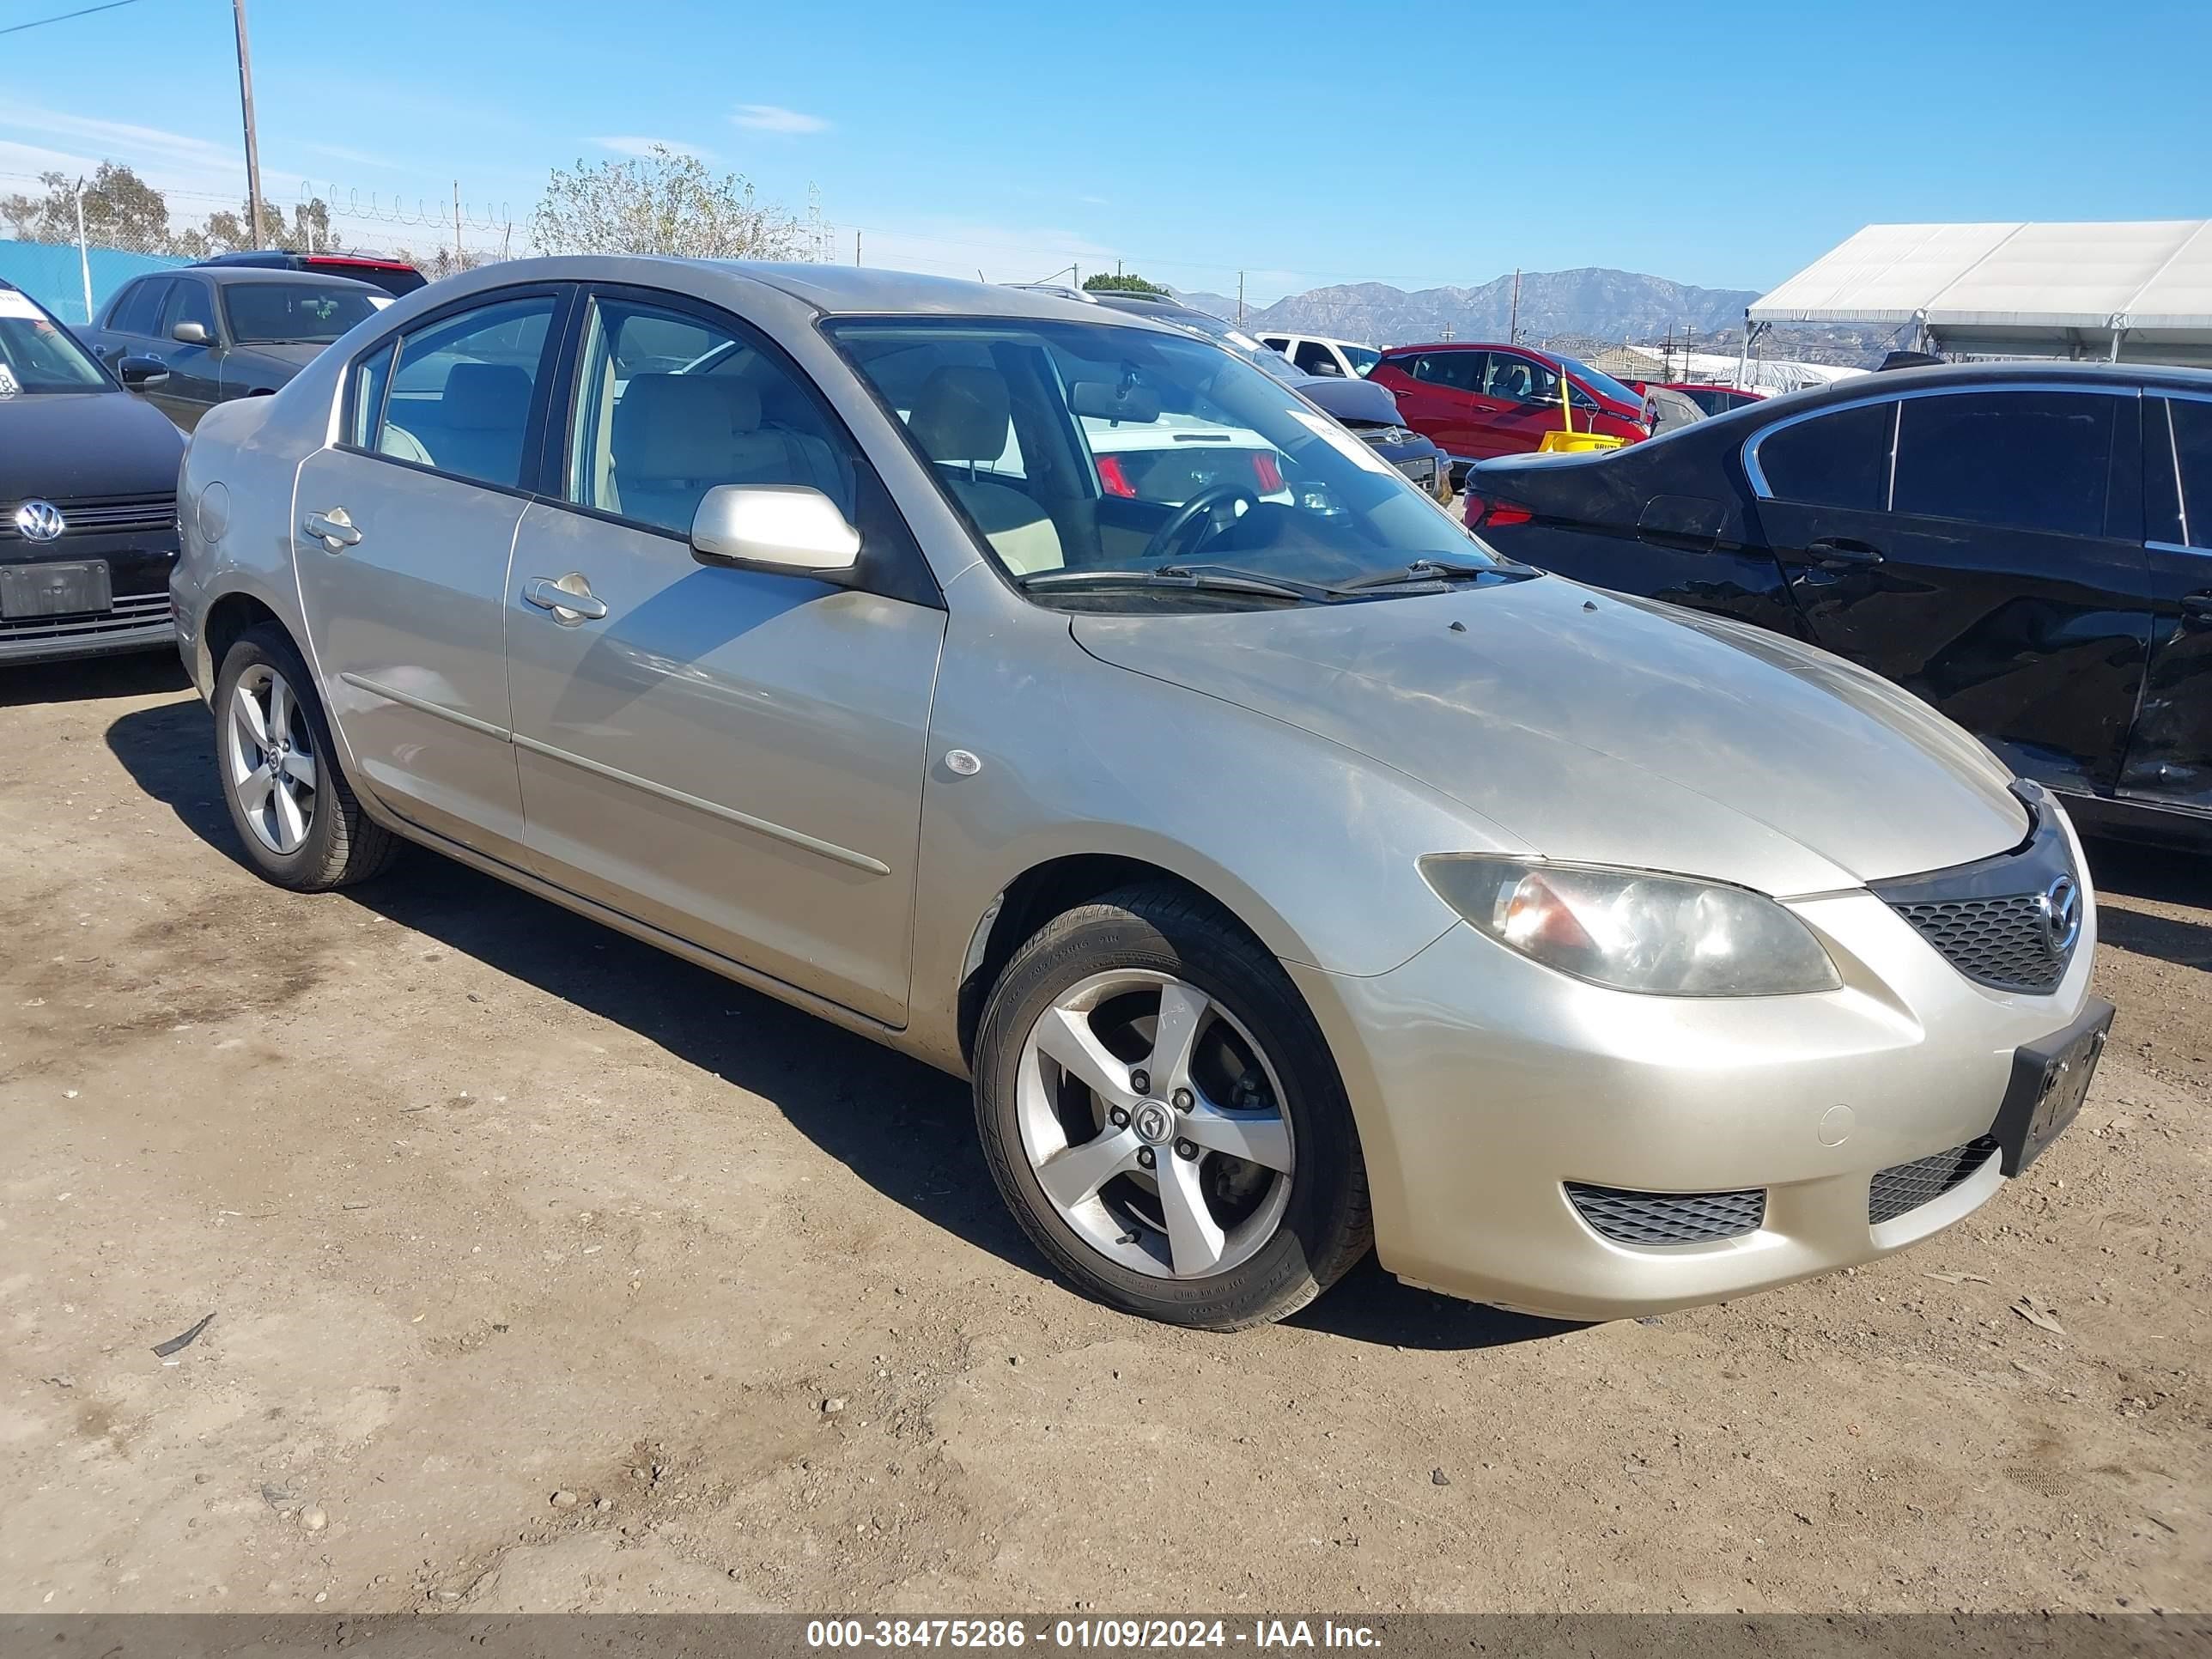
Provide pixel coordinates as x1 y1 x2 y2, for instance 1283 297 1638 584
0 390 183 500
1298 375 1403 427
1070 575 2027 894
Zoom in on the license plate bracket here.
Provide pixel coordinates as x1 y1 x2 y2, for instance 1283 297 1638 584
0 560 112 619
1991 997 2113 1175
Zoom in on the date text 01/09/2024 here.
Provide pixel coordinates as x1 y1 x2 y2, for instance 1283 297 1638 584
804 1620 1383 1650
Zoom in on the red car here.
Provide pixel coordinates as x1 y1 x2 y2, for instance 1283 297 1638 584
1370 343 1649 478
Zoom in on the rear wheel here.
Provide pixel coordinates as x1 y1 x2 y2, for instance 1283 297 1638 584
975 885 1370 1330
214 624 399 890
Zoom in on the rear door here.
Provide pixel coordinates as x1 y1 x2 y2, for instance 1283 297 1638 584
85 276 169 376
1752 384 2154 796
291 285 569 860
2119 392 2212 812
1381 350 1486 462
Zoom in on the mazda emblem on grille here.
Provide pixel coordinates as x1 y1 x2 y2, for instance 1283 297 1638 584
2039 875 2081 957
13 499 66 543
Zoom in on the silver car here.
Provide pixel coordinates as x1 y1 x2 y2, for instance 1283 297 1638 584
172 258 2111 1331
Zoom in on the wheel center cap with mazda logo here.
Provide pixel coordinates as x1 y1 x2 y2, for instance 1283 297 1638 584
13 500 65 543
1132 1101 1176 1146
2039 874 2081 957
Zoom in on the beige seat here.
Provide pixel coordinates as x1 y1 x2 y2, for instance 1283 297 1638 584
907 367 1063 574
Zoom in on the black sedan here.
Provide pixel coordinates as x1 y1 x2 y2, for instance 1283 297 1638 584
79 265 385 430
1463 360 2212 844
0 279 184 664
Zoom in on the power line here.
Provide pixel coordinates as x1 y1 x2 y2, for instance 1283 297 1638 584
0 0 151 37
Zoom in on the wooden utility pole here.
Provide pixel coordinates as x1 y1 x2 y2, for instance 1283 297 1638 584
453 182 464 270
1508 268 1521 343
232 0 265 247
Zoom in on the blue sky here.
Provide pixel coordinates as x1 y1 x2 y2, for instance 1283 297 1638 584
3 0 2207 304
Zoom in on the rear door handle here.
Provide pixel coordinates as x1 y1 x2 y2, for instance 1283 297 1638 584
2180 592 2212 626
302 507 362 550
1802 536 1883 568
523 575 609 623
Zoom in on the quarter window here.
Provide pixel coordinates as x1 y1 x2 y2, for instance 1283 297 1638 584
366 295 558 489
566 296 857 535
1892 391 2114 538
1753 400 1894 511
2168 398 2212 549
348 339 397 449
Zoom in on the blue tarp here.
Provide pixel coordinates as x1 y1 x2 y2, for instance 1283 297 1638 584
0 240 191 325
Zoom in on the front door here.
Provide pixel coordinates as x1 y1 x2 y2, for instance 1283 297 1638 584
290 287 568 860
503 288 945 1025
2119 393 2212 812
147 276 222 428
1753 386 2154 797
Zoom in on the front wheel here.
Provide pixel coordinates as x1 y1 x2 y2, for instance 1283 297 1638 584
974 885 1371 1330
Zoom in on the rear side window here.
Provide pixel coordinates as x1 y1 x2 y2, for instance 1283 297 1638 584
1404 350 1483 390
2167 397 2212 548
112 276 170 336
365 294 558 489
1893 391 2114 538
1753 400 1894 511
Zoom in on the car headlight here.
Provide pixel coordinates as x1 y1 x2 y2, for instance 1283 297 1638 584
1419 855 1840 996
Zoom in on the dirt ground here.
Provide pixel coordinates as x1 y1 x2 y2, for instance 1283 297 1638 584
1 653 2205 1616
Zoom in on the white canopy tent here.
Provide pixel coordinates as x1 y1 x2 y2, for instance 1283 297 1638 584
1749 221 2212 366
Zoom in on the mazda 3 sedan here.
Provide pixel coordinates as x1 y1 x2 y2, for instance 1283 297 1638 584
171 259 2109 1330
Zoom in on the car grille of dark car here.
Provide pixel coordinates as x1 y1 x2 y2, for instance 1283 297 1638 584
1565 1182 1765 1246
0 494 178 540
0 590 172 644
1354 425 1412 447
1868 1136 1998 1225
1889 895 2067 993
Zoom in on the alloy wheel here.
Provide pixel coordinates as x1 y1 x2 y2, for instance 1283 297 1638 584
225 662 319 856
1014 969 1295 1279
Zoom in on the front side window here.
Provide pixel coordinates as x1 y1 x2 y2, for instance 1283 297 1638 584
1752 400 1895 511
1293 340 1345 377
157 277 216 339
2166 397 2212 549
828 316 1500 601
222 282 380 346
1341 344 1381 377
565 296 857 535
1893 390 2114 538
0 287 107 392
368 295 558 488
1485 353 1558 405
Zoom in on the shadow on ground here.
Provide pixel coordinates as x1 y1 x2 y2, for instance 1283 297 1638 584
1 650 188 710
2084 836 2212 972
103 696 1559 1352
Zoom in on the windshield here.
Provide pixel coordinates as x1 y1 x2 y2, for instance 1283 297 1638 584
221 282 380 345
1558 355 1643 410
827 316 1499 604
1341 344 1382 375
0 289 107 394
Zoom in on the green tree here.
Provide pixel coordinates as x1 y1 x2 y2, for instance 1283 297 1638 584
529 144 811 258
1083 271 1169 295
0 162 172 250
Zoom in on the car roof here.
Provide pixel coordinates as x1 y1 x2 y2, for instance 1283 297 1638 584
1386 340 1526 356
1692 356 2212 427
192 266 386 292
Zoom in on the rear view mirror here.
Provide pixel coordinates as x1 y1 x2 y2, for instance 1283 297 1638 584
170 321 211 346
117 355 169 387
690 484 860 576
1070 380 1162 424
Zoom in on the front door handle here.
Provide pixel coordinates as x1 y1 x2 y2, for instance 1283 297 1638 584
523 575 609 623
1802 536 1883 568
302 507 362 551
2180 592 2212 626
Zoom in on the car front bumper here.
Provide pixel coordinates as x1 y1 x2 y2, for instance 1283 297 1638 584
0 592 175 665
1287 855 2102 1322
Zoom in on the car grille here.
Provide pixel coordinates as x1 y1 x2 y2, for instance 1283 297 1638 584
1565 1182 1765 1246
1890 894 2067 993
1868 1136 1998 1225
1355 426 1413 447
0 590 172 644
1 494 178 540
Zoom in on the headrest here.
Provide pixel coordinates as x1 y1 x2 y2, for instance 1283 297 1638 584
441 362 532 430
613 374 736 480
908 366 1009 464
712 379 763 434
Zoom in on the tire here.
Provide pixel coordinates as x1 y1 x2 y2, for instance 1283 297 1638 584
974 884 1371 1330
213 623 400 891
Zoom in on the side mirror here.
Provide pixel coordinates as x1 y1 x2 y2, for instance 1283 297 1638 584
118 355 169 387
170 320 212 346
690 484 860 576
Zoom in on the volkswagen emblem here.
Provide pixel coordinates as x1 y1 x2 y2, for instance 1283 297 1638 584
13 499 65 544
2038 874 2082 957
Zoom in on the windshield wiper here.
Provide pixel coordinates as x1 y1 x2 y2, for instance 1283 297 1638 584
1327 558 1503 595
1021 563 1323 603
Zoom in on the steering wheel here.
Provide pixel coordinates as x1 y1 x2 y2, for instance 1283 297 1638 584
1141 483 1261 566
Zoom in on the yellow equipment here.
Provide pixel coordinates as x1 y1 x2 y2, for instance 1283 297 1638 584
1534 361 1628 454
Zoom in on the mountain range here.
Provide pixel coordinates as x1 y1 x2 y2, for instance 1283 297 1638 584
1174 267 1759 351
